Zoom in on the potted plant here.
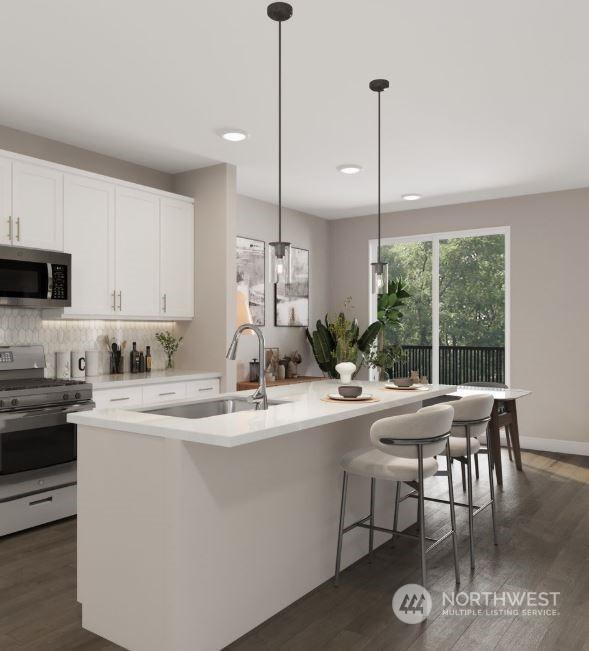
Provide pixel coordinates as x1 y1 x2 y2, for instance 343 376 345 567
155 331 183 369
306 298 382 379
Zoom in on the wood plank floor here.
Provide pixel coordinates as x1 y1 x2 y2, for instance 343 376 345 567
1 448 588 650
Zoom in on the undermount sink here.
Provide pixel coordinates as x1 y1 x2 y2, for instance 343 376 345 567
144 396 283 420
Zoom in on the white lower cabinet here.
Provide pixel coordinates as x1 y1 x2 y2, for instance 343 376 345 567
93 386 143 410
142 382 187 404
186 379 220 398
92 378 220 410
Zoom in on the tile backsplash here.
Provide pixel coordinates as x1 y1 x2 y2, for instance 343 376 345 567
0 309 177 377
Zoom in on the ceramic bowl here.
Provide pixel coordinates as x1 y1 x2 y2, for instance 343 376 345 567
338 385 363 398
392 377 413 387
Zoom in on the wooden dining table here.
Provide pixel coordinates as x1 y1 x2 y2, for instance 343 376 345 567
453 387 532 486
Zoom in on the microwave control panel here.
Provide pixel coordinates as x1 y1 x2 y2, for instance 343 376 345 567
51 264 68 301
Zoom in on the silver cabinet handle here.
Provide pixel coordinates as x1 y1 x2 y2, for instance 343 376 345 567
198 387 214 392
162 293 167 313
15 217 20 242
117 291 122 311
7 216 11 242
110 396 130 402
111 290 116 311
158 391 176 396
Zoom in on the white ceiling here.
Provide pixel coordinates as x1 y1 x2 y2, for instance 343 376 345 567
2 1 589 218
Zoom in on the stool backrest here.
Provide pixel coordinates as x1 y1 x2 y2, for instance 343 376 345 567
370 404 454 459
451 393 494 438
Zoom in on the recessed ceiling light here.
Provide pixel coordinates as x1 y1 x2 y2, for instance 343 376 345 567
402 194 422 201
219 129 248 142
337 164 363 175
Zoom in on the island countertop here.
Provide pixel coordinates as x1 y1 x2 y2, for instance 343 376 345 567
69 381 457 447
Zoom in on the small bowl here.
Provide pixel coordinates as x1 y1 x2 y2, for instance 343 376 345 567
338 385 362 398
391 377 413 388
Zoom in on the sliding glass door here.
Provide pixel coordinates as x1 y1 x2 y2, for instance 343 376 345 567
371 227 509 385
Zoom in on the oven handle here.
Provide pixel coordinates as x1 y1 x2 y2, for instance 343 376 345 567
0 402 95 434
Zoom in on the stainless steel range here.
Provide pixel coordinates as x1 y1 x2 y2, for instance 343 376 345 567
0 345 94 536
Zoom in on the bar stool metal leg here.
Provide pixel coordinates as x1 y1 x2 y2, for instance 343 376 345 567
334 471 349 586
391 481 401 546
486 430 498 545
466 432 475 570
417 447 427 587
368 478 376 561
445 442 460 585
474 453 479 479
460 461 466 492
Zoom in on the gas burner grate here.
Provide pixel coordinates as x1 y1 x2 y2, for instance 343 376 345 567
0 378 86 392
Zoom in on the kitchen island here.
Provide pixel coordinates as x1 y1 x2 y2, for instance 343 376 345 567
69 380 456 651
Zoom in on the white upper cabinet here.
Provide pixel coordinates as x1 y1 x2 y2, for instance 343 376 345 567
0 148 194 320
63 174 115 316
160 198 194 318
115 187 160 317
12 161 63 250
0 158 11 246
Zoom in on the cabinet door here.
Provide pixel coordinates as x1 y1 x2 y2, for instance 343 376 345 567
115 187 160 317
0 158 12 245
160 198 194 318
63 174 115 316
12 161 63 250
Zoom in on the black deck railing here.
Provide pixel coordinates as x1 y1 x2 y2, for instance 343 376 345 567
391 345 505 385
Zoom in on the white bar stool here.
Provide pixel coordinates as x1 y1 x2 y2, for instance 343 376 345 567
447 393 497 570
334 404 460 588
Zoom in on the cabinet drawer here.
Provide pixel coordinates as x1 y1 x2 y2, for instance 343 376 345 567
142 382 187 405
93 386 143 409
186 379 220 398
0 485 76 537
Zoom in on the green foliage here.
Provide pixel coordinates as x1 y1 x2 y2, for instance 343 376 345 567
379 236 505 347
155 331 183 357
377 278 411 347
306 298 382 378
365 344 404 375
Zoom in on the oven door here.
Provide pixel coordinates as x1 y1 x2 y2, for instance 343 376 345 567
0 402 93 475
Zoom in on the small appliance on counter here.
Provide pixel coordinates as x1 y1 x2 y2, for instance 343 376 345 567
0 345 94 536
0 245 71 308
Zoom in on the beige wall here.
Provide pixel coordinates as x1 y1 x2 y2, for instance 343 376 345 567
235 195 330 381
173 164 237 391
329 189 589 450
0 124 172 191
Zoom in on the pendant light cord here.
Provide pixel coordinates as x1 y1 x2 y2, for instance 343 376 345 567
278 20 282 244
377 89 381 263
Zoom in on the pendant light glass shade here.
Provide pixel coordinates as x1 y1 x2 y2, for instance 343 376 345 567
371 261 389 295
269 240 291 284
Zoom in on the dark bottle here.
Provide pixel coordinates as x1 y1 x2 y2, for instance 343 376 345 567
145 346 152 373
130 342 139 374
139 352 145 373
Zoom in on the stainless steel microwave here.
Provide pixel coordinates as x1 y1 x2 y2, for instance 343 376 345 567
0 245 71 308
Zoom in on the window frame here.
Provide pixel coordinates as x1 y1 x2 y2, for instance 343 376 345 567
369 225 511 386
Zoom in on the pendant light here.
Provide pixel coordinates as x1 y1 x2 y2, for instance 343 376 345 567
268 2 293 284
370 78 390 294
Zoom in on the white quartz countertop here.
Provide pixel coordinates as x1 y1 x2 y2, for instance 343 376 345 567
88 369 221 390
69 380 457 447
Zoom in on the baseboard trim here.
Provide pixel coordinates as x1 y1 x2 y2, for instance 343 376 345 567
505 434 589 456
